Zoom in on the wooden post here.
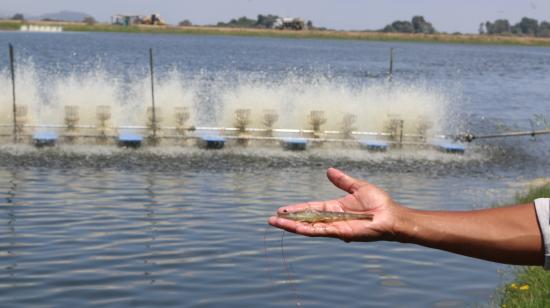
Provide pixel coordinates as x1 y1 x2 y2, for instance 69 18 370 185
149 48 157 142
9 44 17 143
388 48 394 82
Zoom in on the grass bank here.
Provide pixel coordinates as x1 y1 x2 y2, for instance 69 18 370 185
498 181 550 308
2 20 550 47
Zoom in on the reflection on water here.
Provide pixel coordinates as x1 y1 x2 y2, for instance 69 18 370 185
0 163 524 307
3 170 18 288
144 175 158 285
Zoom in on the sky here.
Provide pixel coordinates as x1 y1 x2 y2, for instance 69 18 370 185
2 0 550 33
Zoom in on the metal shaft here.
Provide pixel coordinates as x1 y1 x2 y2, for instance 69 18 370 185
475 129 550 139
9 44 17 143
460 129 550 142
149 48 157 140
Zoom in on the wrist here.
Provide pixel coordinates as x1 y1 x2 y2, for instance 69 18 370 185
390 205 420 244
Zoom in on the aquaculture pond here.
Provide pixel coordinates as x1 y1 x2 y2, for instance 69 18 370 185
0 32 549 307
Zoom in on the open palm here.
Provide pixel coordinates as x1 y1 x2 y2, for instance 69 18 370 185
268 168 402 242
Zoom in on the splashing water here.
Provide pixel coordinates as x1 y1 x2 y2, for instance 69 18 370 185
0 60 456 136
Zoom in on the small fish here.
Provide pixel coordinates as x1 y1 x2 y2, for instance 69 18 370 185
278 208 373 223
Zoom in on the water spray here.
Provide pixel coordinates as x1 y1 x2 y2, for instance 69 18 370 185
234 108 252 146
308 110 327 138
416 116 433 142
15 105 28 140
174 107 190 136
234 109 251 134
384 114 404 147
341 113 357 139
96 105 112 143
5 45 534 154
262 109 279 137
64 105 79 143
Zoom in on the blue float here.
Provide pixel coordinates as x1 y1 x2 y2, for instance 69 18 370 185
33 131 58 147
282 137 307 151
359 139 389 152
118 132 144 148
198 135 225 149
432 140 466 154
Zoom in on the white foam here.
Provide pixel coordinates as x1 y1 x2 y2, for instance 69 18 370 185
0 62 458 138
221 74 452 135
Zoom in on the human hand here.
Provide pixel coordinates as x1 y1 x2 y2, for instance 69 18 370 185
268 168 405 242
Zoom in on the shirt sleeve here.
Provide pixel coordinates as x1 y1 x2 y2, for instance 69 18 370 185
534 198 550 270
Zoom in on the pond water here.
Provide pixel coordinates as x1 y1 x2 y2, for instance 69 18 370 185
0 31 549 307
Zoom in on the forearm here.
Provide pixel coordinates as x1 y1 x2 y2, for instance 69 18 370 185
393 203 544 265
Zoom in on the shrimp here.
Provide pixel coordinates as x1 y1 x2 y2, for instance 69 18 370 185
278 208 373 223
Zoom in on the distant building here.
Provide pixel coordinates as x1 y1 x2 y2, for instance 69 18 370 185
273 17 306 30
111 14 142 26
111 13 166 26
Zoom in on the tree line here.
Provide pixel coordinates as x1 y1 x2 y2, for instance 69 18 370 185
382 16 436 34
5 13 97 24
216 15 278 28
6 11 550 38
481 17 550 37
214 14 315 29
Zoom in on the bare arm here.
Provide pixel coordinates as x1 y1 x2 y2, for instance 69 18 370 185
268 168 545 266
394 203 544 265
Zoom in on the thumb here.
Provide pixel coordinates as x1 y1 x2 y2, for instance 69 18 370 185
326 168 366 194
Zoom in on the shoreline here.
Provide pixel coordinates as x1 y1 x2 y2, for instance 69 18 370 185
497 182 550 307
2 20 550 47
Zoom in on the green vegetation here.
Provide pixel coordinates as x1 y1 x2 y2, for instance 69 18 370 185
216 14 281 29
217 16 257 28
498 181 550 308
500 267 549 307
10 13 25 21
2 19 550 47
514 183 550 204
178 19 192 27
482 17 550 38
82 16 96 25
0 20 23 31
216 14 309 30
382 16 436 34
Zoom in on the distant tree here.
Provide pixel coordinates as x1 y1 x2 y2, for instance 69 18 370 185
539 21 550 37
83 16 96 25
510 24 522 35
478 22 485 35
485 20 495 34
517 17 538 36
495 19 511 34
10 13 24 21
383 20 414 33
485 19 511 35
382 16 435 34
484 17 550 37
179 19 192 27
216 14 312 30
217 16 256 28
306 20 313 29
411 16 435 34
255 14 279 28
